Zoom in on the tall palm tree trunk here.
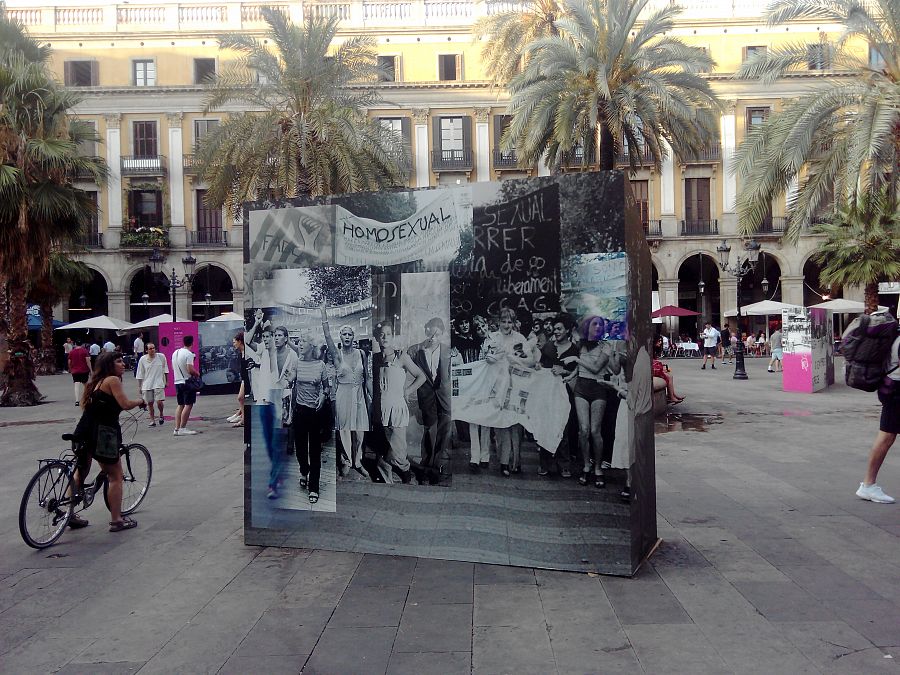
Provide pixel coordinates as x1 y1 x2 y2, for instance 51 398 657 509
37 300 56 375
599 122 615 171
0 280 43 406
0 275 8 391
863 282 880 315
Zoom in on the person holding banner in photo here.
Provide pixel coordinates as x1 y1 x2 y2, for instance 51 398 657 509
373 323 427 483
537 314 579 477
566 316 624 488
483 308 536 477
245 310 284 500
321 304 371 479
452 313 491 472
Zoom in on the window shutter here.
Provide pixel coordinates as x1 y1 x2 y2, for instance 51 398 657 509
455 54 462 80
698 179 710 221
400 117 411 147
155 190 163 227
90 61 99 86
64 61 74 86
127 190 136 222
462 116 472 153
432 117 442 153
493 116 503 148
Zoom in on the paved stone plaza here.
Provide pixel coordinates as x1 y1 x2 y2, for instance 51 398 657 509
0 357 898 674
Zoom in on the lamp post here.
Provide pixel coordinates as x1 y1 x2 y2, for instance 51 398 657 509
149 247 197 321
717 238 762 380
204 291 212 321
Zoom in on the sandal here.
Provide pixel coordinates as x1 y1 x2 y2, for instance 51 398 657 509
109 516 137 532
578 471 589 486
298 474 308 489
68 514 89 529
309 492 319 504
595 475 606 489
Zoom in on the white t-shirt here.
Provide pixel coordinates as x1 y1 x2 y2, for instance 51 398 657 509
136 353 169 391
103 341 115 353
64 341 73 355
172 347 195 385
89 343 101 356
134 337 144 355
702 327 720 348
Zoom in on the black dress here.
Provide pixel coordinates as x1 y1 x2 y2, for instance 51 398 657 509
74 389 123 465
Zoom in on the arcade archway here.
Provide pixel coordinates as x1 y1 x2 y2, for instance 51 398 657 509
67 268 108 320
191 265 234 321
676 252 719 337
129 265 170 323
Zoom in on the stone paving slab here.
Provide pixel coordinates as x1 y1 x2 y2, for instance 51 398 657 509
1 363 899 673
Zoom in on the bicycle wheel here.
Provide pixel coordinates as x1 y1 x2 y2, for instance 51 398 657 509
19 461 75 549
104 443 152 516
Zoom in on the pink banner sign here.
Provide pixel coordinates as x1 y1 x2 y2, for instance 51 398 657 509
158 321 199 397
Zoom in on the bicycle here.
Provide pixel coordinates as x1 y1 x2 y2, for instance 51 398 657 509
18 409 153 549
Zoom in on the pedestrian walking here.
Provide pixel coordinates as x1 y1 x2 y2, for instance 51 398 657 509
63 337 74 373
133 332 145 375
856 331 900 504
89 339 101 369
172 335 200 436
135 342 168 426
720 323 731 365
103 339 116 353
700 322 719 370
767 327 783 372
67 337 91 406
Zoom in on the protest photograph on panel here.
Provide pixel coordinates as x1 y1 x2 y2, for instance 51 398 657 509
197 320 243 395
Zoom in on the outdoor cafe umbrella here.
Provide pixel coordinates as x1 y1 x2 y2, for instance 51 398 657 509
128 313 174 330
206 311 245 322
651 305 701 346
809 299 888 313
723 300 793 343
54 315 134 331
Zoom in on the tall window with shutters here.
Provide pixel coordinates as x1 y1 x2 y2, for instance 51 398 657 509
132 121 158 157
196 189 223 244
632 180 649 228
64 61 98 86
432 116 472 170
438 54 461 81
128 189 162 229
684 178 711 229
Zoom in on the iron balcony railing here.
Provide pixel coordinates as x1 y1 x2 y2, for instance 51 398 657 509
756 216 786 234
190 228 228 246
680 219 719 235
79 231 103 248
121 155 167 176
183 154 201 173
616 145 654 165
71 156 102 181
431 148 473 171
644 219 662 237
492 148 519 168
680 144 721 163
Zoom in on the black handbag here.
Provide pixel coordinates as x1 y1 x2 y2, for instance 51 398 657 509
184 374 204 392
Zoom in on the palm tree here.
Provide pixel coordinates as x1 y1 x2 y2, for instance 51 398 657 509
734 0 899 241
502 0 721 173
812 189 900 314
0 17 107 405
197 8 409 217
473 0 565 87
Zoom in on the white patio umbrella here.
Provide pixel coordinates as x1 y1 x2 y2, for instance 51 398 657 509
55 315 134 331
128 313 174 330
722 300 793 317
206 311 244 322
809 299 888 313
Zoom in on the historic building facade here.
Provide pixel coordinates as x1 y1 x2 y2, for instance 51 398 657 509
5 0 874 330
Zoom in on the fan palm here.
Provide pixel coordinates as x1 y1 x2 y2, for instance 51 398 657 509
197 8 409 217
473 0 565 87
734 0 900 242
0 17 107 405
812 189 900 314
503 0 721 173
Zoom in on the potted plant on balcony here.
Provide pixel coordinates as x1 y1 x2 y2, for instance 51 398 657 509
120 217 170 248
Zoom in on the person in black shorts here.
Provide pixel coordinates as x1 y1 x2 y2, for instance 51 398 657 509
856 334 900 504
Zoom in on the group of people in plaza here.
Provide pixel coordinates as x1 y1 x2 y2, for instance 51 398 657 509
655 320 784 373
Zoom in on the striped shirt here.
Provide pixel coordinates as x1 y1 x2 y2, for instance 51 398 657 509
295 360 327 409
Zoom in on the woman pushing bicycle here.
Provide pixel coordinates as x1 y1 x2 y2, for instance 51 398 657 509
73 352 147 531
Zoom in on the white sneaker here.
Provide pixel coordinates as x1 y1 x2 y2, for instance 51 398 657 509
226 413 240 423
173 428 181 436
179 428 198 435
856 483 895 504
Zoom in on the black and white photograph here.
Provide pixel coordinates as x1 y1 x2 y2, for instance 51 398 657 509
197 319 243 395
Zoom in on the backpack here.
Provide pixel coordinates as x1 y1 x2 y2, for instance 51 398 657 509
841 313 899 392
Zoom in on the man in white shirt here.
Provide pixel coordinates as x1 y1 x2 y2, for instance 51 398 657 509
89 340 102 369
133 333 145 375
700 321 720 370
172 335 201 436
136 342 169 427
103 339 115 353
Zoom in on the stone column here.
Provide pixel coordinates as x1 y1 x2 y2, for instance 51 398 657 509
719 276 738 324
412 108 430 188
660 140 677 236
167 112 187 249
104 114 123 249
537 151 551 177
657 278 680 339
473 107 491 182
720 99 737 234
174 287 192 322
107 291 129 322
231 289 245 315
780 275 805 306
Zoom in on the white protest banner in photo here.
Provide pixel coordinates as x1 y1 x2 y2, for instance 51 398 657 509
334 187 472 267
451 360 570 452
248 205 335 265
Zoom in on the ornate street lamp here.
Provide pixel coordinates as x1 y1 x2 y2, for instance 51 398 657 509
148 247 198 321
717 238 762 380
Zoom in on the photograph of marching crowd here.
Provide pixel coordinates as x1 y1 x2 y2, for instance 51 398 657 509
242 173 654 573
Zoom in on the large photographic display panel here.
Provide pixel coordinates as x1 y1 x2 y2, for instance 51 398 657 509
782 306 834 393
243 173 656 575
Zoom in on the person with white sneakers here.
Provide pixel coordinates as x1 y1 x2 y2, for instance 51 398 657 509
172 335 200 436
856 330 900 504
136 342 169 427
700 322 719 370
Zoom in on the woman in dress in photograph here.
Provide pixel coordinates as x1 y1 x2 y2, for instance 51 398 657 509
483 307 536 477
321 305 371 478
292 331 329 504
374 323 426 484
566 315 624 488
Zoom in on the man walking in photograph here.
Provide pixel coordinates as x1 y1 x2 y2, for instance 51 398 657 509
136 342 169 427
701 321 719 370
407 317 452 470
172 335 200 436
133 332 145 375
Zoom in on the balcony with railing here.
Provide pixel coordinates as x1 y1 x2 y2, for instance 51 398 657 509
492 148 520 170
432 148 473 172
680 219 719 235
680 143 721 164
756 216 787 236
644 220 662 237
71 157 102 182
121 155 167 177
183 154 201 175
616 145 654 166
560 148 596 169
78 230 103 249
190 229 228 247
